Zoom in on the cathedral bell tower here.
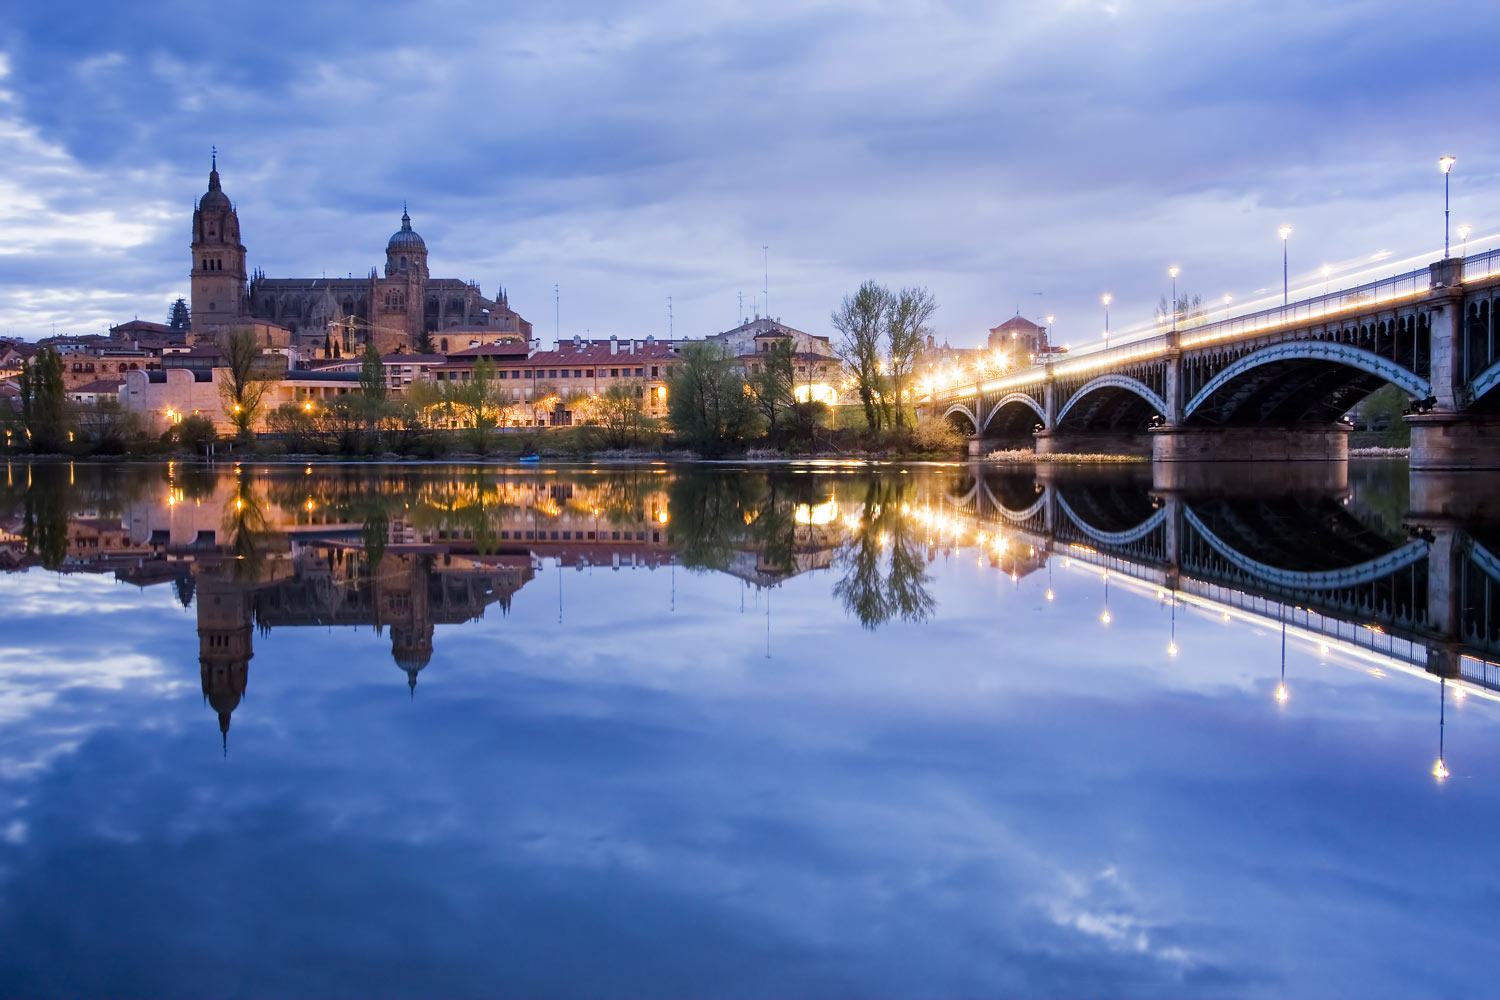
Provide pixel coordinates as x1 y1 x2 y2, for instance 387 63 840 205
190 150 247 332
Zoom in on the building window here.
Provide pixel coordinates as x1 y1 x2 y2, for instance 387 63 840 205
548 369 558 378
559 370 569 378
651 366 658 377
610 368 619 377
634 367 643 377
524 370 534 379
400 256 408 270
573 369 582 377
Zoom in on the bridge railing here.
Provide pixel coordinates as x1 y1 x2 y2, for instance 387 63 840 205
1462 247 1500 282
929 263 1433 404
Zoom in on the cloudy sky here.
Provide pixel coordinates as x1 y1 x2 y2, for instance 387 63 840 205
2 0 1495 349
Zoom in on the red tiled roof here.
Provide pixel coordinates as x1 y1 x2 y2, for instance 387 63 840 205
71 379 125 394
110 320 176 336
445 343 530 359
523 342 676 365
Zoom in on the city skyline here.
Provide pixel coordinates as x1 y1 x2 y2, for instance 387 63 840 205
2 1 1495 350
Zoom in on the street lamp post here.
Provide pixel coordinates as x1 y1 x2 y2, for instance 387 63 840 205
1440 156 1456 258
1168 267 1179 331
1102 294 1111 349
1459 223 1473 257
1278 226 1292 305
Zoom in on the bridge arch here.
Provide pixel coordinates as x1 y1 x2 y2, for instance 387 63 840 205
1183 506 1430 590
1057 494 1167 546
942 402 978 435
1055 375 1167 430
981 392 1048 436
1184 341 1431 425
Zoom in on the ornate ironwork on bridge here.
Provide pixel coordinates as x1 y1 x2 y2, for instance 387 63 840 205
927 251 1500 468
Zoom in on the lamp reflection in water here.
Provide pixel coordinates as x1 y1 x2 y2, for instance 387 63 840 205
1274 619 1289 704
1100 571 1111 624
1045 559 1054 602
1433 677 1450 781
1167 587 1178 656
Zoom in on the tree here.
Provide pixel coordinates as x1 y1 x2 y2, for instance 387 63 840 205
416 328 436 355
595 384 647 449
177 414 217 454
445 358 502 452
666 341 759 456
266 402 318 452
359 342 388 403
1156 293 1206 329
71 399 141 454
832 281 892 430
217 327 280 438
18 346 68 452
885 286 937 428
748 338 797 441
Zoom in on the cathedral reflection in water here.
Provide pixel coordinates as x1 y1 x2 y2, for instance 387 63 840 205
3 460 1499 761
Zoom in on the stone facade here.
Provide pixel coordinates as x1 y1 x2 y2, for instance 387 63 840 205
188 159 532 358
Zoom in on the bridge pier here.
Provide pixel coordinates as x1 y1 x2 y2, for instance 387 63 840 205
1034 429 1151 457
1408 413 1500 472
1151 425 1349 463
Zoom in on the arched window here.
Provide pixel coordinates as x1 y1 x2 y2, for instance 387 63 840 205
400 256 408 270
440 338 449 352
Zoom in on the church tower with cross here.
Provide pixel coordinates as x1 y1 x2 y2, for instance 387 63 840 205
189 149 248 328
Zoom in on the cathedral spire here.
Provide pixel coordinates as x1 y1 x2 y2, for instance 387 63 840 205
401 202 411 231
209 146 221 191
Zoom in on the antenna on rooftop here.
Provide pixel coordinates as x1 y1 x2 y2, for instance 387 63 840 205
554 284 559 341
762 246 770 320
668 296 673 339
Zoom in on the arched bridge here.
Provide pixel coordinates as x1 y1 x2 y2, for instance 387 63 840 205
927 252 1500 470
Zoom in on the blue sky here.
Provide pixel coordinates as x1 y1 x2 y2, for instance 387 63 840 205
2 0 1496 349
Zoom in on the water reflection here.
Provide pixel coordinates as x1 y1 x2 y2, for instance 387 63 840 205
1 460 1497 753
1 460 1499 996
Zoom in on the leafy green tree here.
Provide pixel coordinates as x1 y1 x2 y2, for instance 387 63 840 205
595 384 648 449
666 341 759 456
359 342 388 404
18 346 69 452
71 399 142 454
416 328 436 355
748 338 797 441
444 358 502 452
832 281 892 430
885 286 937 428
177 414 217 454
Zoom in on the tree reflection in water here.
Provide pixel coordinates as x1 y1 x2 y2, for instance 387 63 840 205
834 478 935 629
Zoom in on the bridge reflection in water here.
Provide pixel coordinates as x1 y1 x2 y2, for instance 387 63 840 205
2 460 1495 779
926 463 1500 778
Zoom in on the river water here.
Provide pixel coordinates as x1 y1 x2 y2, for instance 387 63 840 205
0 459 1494 998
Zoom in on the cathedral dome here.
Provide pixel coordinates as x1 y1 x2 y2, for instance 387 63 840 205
199 154 232 213
388 208 426 251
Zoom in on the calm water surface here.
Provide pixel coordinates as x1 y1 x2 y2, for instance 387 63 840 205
0 459 1495 998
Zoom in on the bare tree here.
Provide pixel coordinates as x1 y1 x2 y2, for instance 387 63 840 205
885 286 937 428
832 281 892 430
217 327 281 438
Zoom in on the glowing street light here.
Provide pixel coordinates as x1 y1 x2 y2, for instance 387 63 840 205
1102 294 1112 348
1440 155 1456 258
1168 267 1180 331
1459 223 1473 257
1278 226 1292 305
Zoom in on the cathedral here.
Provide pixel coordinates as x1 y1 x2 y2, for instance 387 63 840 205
189 155 532 356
